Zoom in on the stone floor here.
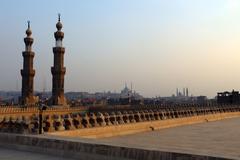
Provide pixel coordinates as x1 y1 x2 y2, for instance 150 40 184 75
92 117 240 159
0 147 75 160
1 117 240 160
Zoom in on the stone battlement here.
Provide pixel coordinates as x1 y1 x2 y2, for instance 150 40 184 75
0 106 86 115
0 104 239 135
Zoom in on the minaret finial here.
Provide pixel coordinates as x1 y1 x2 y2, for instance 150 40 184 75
58 13 61 22
56 13 63 31
27 20 30 29
26 20 32 37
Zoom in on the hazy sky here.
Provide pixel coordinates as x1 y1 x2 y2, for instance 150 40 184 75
0 0 240 98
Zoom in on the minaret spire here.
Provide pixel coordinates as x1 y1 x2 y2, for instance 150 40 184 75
27 20 30 29
58 13 61 22
20 21 38 105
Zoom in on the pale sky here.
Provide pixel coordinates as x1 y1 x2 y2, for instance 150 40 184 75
0 0 240 98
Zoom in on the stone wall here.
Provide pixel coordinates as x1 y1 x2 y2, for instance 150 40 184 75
49 111 240 138
0 104 239 136
0 106 86 134
0 133 230 160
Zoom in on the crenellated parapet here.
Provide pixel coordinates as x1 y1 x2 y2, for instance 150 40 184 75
0 104 239 134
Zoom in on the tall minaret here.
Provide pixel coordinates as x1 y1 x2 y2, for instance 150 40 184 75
186 88 189 97
20 21 38 105
51 14 67 106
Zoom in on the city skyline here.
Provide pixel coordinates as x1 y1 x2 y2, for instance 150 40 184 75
1 0 240 98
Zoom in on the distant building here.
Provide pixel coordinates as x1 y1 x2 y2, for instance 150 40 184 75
120 84 132 98
196 96 207 104
65 84 143 106
120 83 142 99
175 87 190 98
217 90 240 104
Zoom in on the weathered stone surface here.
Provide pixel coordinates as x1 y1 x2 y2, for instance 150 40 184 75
0 132 231 160
95 117 240 160
0 147 74 160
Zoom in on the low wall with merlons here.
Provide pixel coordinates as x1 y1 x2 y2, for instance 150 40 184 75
0 104 239 136
0 133 230 160
49 111 240 138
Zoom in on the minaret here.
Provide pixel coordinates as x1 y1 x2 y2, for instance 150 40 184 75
50 14 67 106
186 88 189 97
130 82 133 93
20 21 38 105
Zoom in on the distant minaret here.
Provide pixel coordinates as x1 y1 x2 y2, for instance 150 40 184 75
16 80 19 92
186 88 189 97
131 82 133 93
183 88 185 96
176 88 178 96
42 75 46 94
20 21 38 105
50 14 67 106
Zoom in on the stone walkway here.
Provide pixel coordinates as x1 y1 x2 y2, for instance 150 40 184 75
93 117 240 159
0 148 75 160
1 117 240 160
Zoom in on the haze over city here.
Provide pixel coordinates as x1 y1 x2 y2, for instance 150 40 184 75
1 0 240 98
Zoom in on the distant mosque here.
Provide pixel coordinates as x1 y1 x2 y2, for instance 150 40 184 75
176 88 189 97
120 83 142 99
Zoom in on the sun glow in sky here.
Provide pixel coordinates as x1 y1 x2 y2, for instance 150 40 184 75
226 0 239 11
1 0 240 98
